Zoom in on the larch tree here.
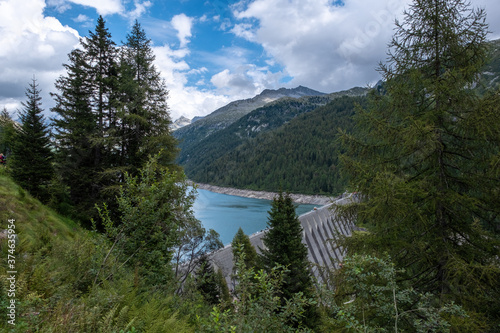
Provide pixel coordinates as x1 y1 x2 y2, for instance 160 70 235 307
10 78 54 200
338 0 500 327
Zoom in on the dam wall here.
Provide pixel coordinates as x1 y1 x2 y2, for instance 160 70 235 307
209 195 355 286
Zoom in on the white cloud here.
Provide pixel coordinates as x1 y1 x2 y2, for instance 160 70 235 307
73 14 90 22
0 0 80 115
231 23 255 42
153 44 231 120
47 0 72 13
151 37 285 120
232 0 411 93
210 65 284 98
232 0 500 93
49 0 153 19
73 14 94 28
67 0 123 16
126 0 152 22
171 14 194 48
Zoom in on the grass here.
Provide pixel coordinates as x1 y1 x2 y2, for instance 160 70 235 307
0 170 195 332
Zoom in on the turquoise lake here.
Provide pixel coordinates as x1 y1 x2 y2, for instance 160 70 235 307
192 188 317 245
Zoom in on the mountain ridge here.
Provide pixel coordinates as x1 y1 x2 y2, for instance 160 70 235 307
173 86 326 153
177 87 369 193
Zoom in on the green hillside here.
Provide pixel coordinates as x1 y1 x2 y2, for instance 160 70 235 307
187 95 366 195
173 86 326 159
179 95 331 175
178 88 367 192
0 172 193 332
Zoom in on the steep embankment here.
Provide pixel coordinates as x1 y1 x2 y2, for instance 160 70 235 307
0 173 193 332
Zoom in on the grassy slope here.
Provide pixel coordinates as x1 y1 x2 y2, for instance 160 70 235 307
0 172 194 332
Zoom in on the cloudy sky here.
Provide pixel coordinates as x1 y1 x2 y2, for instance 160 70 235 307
1 0 500 121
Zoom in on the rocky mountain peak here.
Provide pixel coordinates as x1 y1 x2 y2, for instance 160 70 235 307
171 116 192 130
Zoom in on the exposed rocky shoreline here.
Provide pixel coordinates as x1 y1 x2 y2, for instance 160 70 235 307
192 182 334 206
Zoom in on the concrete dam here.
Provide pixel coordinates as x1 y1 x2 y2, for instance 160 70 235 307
209 196 356 286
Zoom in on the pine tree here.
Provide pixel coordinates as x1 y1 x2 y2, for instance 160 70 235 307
119 20 178 172
195 255 230 305
10 78 54 200
260 192 318 328
231 227 258 270
51 49 98 219
338 0 500 326
0 108 16 157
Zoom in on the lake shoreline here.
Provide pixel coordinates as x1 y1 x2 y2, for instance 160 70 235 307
191 182 334 206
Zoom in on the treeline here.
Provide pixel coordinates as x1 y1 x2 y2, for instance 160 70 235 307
189 96 366 195
1 16 178 225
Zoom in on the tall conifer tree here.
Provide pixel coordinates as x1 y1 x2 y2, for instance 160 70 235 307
338 0 500 325
51 49 97 217
52 16 119 221
260 192 317 328
119 20 177 172
11 78 53 200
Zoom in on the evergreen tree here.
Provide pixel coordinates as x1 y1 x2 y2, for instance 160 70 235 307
79 15 121 202
338 0 500 327
10 78 54 200
231 227 258 270
260 192 317 328
0 108 16 157
119 20 178 172
51 49 97 218
52 18 178 223
195 255 230 305
52 16 119 222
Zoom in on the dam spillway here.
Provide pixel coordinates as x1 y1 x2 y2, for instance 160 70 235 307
208 195 355 285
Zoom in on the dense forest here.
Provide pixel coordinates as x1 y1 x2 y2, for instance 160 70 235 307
177 39 500 196
178 88 367 195
188 95 367 195
173 85 327 154
1 0 500 331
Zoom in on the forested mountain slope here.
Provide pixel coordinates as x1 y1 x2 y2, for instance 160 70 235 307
178 88 367 186
186 95 367 195
173 86 325 155
0 173 194 332
479 38 500 92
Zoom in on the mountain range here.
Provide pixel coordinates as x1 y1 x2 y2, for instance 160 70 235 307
173 39 500 195
173 86 325 151
174 85 368 194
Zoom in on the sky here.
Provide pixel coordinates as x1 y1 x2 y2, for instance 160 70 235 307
1 0 500 122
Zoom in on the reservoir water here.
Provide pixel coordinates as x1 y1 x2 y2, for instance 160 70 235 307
192 188 317 245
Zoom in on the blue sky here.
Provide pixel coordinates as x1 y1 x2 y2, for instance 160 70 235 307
1 0 500 121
